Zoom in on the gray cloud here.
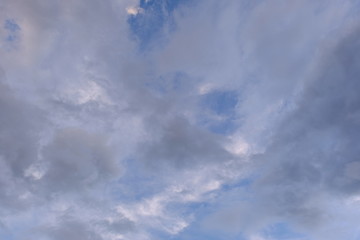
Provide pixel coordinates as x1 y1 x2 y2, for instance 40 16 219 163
40 217 103 240
40 128 119 193
139 115 233 170
1 0 360 239
0 81 43 177
206 22 360 240
0 77 45 212
259 22 360 197
100 217 136 234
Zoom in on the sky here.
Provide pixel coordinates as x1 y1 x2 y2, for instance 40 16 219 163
1 0 360 239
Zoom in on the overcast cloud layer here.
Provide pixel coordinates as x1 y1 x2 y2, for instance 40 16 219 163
1 0 360 239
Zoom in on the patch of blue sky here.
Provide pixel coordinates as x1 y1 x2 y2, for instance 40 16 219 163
262 222 309 240
175 200 284 240
221 177 254 192
168 180 257 240
0 231 14 240
127 1 165 50
109 158 168 203
3 19 20 45
148 228 177 240
145 71 188 97
4 19 20 32
139 0 188 13
202 90 238 116
127 0 193 51
0 221 30 240
173 220 308 240
199 90 239 135
207 120 237 136
172 221 246 240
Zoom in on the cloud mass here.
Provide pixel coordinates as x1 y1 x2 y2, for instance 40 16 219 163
1 0 360 239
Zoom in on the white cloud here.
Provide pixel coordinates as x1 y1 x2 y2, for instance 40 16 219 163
126 6 144 15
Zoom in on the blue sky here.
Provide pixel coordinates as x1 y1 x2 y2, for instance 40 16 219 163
1 0 360 240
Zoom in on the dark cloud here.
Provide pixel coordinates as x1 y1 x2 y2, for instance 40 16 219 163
0 76 45 211
200 11 360 240
0 81 43 177
40 217 103 240
139 116 233 169
101 217 136 234
246 24 360 235
41 128 119 193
